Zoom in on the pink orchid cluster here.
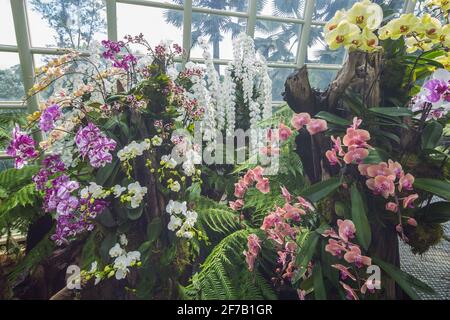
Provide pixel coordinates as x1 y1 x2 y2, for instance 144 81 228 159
260 187 314 282
358 161 419 238
290 112 328 135
6 125 39 169
323 220 377 300
326 117 371 166
243 234 261 272
229 166 269 211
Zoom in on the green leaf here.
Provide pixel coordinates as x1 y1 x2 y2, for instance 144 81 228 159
127 205 144 221
98 208 117 227
313 262 327 300
415 201 450 223
315 111 351 127
96 160 119 187
369 107 413 117
295 231 319 276
373 257 435 300
351 184 371 250
414 178 450 201
421 121 443 151
147 217 162 244
301 178 341 203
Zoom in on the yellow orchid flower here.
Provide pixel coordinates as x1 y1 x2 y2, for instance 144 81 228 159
325 21 361 50
405 36 434 53
358 27 380 52
427 0 450 12
378 14 420 40
435 52 450 70
324 10 347 33
439 24 450 47
416 13 442 39
347 0 383 31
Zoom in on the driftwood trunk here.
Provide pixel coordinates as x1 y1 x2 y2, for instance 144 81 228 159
284 50 402 299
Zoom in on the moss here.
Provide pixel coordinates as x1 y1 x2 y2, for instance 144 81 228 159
404 223 443 255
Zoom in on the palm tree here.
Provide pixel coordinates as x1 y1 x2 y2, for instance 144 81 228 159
165 0 258 60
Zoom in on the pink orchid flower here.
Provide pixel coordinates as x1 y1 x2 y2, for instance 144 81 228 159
407 217 418 227
331 136 345 156
234 182 247 198
343 128 371 148
344 246 372 268
385 202 398 213
358 164 371 176
340 282 359 300
343 148 369 164
247 234 261 254
256 177 270 194
398 173 415 192
332 264 356 281
283 203 304 221
322 229 340 239
388 159 403 178
244 250 257 272
403 193 419 208
366 163 395 178
366 175 396 199
229 199 244 211
252 166 264 181
325 239 347 258
296 196 315 211
297 289 307 300
351 117 363 129
337 219 356 243
278 123 293 141
291 112 311 130
285 241 298 253
326 150 341 166
306 119 328 135
261 213 281 230
281 186 292 202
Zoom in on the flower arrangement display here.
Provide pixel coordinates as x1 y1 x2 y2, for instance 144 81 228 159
1 0 450 301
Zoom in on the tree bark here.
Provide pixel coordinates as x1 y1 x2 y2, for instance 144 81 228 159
284 50 402 299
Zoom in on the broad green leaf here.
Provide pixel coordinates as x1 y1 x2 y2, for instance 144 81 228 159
369 107 413 117
421 121 443 151
415 201 450 223
351 184 371 250
414 178 450 201
301 178 341 203
295 231 320 277
315 111 351 127
373 257 435 300
96 160 119 187
98 208 117 227
127 205 144 221
147 217 163 244
313 262 327 300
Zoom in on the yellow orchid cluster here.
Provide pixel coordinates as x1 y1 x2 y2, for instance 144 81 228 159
379 13 450 53
324 0 383 52
427 0 450 12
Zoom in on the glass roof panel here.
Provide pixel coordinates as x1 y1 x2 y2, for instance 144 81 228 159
257 0 305 19
313 0 358 21
0 53 25 101
189 13 247 60
0 0 17 45
254 20 301 63
117 3 183 51
192 0 248 12
26 0 107 49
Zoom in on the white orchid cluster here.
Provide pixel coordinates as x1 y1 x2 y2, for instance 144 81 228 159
82 234 141 284
197 33 271 147
117 139 152 162
120 181 148 208
80 182 126 200
324 0 383 52
166 200 198 239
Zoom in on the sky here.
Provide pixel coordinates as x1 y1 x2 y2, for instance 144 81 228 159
0 0 310 69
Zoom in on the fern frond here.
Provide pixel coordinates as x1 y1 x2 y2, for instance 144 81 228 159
0 166 40 191
195 196 241 238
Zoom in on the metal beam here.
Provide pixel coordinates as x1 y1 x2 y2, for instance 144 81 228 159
403 0 416 13
9 1 41 132
247 0 257 38
182 0 192 64
296 0 316 67
0 44 18 53
106 0 118 41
